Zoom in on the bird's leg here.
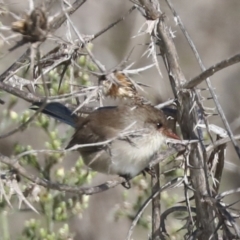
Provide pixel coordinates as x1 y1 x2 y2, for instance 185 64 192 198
119 174 131 189
142 167 156 178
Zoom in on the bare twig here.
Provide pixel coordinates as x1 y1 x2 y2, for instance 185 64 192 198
0 81 95 114
151 165 161 240
206 134 240 152
217 187 240 200
0 99 47 138
92 6 136 40
160 206 197 237
48 0 87 30
61 1 105 73
183 53 240 89
0 49 31 82
126 177 183 240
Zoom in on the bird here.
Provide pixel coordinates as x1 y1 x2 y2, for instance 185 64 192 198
31 100 180 187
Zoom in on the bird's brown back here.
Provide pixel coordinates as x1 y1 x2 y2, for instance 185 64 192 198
66 101 167 151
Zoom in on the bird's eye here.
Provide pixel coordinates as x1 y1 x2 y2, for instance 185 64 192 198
156 123 162 129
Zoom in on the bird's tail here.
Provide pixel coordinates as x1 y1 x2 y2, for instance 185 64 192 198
30 102 77 127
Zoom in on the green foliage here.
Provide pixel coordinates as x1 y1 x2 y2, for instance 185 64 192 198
20 219 73 240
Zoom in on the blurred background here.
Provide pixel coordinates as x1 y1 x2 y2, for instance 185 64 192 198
0 0 240 239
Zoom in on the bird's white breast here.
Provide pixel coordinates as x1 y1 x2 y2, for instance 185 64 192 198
108 131 167 177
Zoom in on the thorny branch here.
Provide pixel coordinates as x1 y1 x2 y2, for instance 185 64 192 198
133 0 236 239
0 152 125 195
164 0 240 161
183 52 240 89
0 143 182 195
0 0 86 82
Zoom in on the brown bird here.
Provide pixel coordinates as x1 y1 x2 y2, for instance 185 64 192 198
31 100 179 186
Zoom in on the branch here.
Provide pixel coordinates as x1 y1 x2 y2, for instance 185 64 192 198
183 53 240 89
126 177 183 240
49 0 87 30
0 153 124 195
92 6 136 40
133 0 217 238
160 206 197 236
0 49 31 82
165 0 240 160
0 0 86 82
0 144 181 195
151 165 161 239
0 81 41 103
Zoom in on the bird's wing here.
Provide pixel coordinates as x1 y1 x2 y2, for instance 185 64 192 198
65 107 128 151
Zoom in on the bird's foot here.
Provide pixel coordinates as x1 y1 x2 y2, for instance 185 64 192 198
120 174 131 189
